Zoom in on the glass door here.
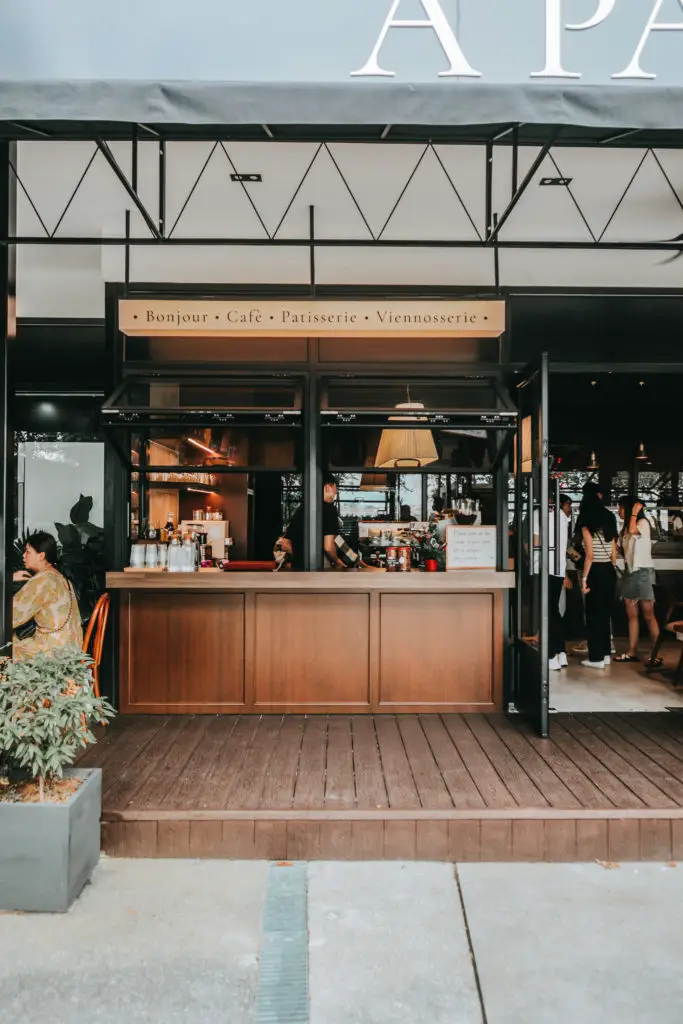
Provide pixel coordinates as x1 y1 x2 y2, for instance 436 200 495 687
514 354 550 738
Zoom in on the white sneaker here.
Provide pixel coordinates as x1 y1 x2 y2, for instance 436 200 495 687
581 659 606 669
604 656 611 666
549 656 562 671
558 652 568 668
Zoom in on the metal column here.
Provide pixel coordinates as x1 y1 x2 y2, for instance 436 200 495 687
0 142 16 646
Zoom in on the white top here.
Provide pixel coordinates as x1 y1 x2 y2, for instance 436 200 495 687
623 519 655 572
533 510 570 577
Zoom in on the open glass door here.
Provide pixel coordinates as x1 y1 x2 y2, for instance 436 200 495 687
514 354 550 737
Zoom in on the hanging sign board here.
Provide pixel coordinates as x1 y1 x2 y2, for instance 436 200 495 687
118 299 506 339
446 525 497 571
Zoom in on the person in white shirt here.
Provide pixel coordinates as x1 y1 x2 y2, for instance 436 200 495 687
614 495 661 666
535 494 572 672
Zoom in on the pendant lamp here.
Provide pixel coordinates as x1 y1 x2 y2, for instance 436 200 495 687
359 454 388 491
374 389 439 469
587 450 599 471
636 441 649 461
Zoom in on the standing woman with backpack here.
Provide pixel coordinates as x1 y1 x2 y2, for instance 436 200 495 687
614 496 661 667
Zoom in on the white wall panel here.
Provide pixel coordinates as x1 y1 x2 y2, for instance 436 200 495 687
126 245 310 285
498 247 683 288
17 245 104 318
13 140 683 317
315 246 495 286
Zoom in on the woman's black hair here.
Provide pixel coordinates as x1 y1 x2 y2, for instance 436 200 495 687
322 472 338 488
577 491 617 541
25 530 59 566
432 496 445 513
618 494 645 533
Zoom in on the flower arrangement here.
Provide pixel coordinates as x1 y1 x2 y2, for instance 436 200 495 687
0 647 115 802
407 521 447 570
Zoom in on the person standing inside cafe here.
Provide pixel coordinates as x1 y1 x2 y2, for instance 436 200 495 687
278 474 348 570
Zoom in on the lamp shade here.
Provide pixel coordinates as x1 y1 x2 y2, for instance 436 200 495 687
374 402 438 468
359 453 389 491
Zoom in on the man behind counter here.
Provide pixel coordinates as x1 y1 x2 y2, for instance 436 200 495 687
282 473 346 570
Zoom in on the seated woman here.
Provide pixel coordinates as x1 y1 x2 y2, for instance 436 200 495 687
12 531 83 662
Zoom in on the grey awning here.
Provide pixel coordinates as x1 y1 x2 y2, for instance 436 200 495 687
2 80 683 132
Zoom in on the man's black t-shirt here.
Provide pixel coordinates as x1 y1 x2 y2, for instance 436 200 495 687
285 501 339 569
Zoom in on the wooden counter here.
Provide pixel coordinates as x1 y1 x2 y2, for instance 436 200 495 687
108 570 513 716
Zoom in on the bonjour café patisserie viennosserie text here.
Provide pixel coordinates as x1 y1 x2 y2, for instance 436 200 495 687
140 307 484 327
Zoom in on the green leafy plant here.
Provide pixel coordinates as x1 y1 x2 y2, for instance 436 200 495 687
0 647 115 801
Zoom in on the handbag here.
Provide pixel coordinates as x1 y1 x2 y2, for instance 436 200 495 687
14 618 37 641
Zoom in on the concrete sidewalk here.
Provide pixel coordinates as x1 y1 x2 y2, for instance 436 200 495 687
1 858 681 1023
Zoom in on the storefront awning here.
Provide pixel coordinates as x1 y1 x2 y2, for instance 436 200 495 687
2 0 683 132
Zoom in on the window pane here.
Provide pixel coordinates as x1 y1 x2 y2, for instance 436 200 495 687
17 440 105 536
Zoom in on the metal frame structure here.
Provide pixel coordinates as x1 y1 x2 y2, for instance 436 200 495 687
0 142 16 644
2 127 683 270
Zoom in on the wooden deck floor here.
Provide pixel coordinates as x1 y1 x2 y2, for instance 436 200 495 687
80 713 683 862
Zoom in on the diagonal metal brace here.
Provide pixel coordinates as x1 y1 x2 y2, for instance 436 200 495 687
95 140 161 239
487 130 561 244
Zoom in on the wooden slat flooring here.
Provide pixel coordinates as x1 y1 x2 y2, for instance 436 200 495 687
86 713 683 861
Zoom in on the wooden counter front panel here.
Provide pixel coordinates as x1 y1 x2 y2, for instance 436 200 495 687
120 592 246 712
252 593 371 708
116 584 505 713
379 593 499 708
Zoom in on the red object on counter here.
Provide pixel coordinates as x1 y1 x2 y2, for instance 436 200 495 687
425 559 439 572
220 560 277 572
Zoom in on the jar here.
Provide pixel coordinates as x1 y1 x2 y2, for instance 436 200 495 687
396 546 411 572
386 546 398 571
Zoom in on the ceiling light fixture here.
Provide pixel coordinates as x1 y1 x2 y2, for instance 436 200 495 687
636 442 649 461
587 450 599 471
186 436 217 457
374 388 439 469
539 177 572 187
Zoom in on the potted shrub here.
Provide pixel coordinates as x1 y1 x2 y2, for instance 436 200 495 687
411 521 447 571
0 647 115 913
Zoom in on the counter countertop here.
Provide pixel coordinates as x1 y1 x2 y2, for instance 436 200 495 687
107 569 515 592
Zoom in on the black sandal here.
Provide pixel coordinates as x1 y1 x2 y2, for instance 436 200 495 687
646 657 664 669
614 654 639 663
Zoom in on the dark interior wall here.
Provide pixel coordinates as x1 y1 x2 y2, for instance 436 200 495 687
508 293 683 367
10 292 683 410
10 319 106 391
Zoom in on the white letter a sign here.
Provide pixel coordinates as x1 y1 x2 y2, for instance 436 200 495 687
351 0 481 78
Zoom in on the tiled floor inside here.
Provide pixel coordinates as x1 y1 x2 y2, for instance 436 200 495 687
552 641 683 713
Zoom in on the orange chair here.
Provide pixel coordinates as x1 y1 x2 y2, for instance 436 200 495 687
82 592 110 698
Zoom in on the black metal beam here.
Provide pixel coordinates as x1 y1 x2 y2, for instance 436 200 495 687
0 142 15 647
95 140 161 240
488 130 560 244
3 236 683 252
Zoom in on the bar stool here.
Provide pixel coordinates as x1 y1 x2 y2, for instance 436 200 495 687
645 584 683 675
82 592 110 698
663 621 683 687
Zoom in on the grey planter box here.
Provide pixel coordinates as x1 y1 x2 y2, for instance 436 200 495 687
0 768 102 913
